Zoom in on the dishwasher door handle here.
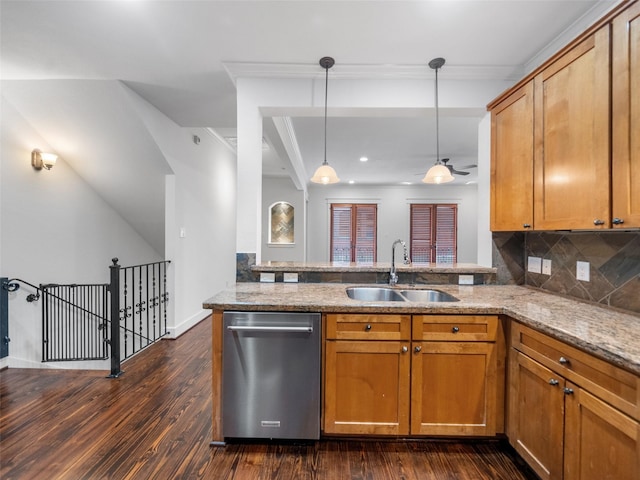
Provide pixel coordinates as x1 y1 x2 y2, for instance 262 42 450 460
227 325 313 333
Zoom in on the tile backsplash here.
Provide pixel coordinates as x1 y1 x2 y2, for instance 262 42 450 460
493 231 640 314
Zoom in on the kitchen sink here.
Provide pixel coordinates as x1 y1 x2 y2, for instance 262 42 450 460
397 289 459 303
346 287 405 302
346 286 459 303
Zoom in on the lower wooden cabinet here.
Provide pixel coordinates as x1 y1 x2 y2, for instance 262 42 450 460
323 313 504 437
324 339 410 435
509 322 640 480
411 341 498 436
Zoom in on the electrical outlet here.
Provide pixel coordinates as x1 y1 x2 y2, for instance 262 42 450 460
576 261 590 282
283 272 298 283
259 273 275 283
542 259 552 275
527 256 542 274
458 274 474 285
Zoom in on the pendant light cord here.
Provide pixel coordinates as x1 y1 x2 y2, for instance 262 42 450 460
323 62 329 166
434 65 440 165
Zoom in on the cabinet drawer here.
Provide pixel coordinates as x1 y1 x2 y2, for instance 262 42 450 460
412 315 498 342
511 322 640 421
326 314 410 341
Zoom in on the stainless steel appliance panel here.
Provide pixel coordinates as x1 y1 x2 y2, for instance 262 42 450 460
222 311 321 440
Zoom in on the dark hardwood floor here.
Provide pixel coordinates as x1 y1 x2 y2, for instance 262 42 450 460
0 317 538 479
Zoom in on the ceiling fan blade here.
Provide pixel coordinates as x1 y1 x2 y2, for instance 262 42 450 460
451 169 470 175
459 164 478 170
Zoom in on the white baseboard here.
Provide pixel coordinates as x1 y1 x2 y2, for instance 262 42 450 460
166 309 209 339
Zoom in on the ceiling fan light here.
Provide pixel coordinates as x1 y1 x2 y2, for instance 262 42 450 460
422 163 454 184
311 163 340 184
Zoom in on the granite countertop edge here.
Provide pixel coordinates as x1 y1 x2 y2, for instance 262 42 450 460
251 262 496 274
203 283 640 376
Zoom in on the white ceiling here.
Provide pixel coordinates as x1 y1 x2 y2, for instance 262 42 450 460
1 0 620 187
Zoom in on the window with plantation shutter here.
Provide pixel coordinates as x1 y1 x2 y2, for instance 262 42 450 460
330 204 377 263
410 204 457 263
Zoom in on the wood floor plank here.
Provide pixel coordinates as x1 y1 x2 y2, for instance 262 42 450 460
0 316 538 480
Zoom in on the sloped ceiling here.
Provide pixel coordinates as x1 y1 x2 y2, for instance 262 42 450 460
2 79 173 255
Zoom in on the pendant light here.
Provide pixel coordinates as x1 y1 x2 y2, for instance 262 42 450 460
311 56 340 184
422 57 454 184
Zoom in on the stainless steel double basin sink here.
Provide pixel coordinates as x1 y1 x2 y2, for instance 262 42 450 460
346 286 459 303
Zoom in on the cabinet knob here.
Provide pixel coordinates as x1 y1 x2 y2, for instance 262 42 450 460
523 223 531 229
414 346 422 353
612 217 625 225
548 379 559 386
559 356 570 365
451 326 460 333
401 346 408 353
593 219 605 226
563 387 574 395
365 324 372 331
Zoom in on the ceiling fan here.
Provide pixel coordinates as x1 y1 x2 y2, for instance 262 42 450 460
441 158 476 176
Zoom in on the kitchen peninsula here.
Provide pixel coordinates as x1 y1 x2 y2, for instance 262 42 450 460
204 281 640 478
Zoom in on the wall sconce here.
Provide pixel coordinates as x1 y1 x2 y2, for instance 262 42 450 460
31 149 58 171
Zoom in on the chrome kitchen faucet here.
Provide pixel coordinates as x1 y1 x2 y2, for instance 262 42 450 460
389 239 411 286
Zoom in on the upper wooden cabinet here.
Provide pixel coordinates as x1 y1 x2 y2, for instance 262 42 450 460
612 1 640 228
490 81 534 231
489 0 640 231
533 26 611 230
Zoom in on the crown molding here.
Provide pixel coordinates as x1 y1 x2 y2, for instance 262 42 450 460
223 62 525 85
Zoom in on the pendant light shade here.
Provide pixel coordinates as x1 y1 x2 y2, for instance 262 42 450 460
422 57 454 185
311 56 340 184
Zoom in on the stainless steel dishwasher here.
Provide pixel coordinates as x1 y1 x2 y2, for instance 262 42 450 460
222 311 321 440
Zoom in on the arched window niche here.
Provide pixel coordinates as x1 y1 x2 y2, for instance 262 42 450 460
269 201 294 245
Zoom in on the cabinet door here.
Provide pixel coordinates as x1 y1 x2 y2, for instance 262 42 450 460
490 81 535 231
509 350 565 480
324 340 410 435
564 385 640 480
612 1 640 228
534 26 611 230
411 341 497 436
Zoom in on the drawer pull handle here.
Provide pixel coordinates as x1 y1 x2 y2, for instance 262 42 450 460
559 357 570 365
548 379 559 386
365 324 372 331
593 219 605 226
414 346 422 353
523 223 531 229
564 387 574 395
451 326 460 333
401 346 408 353
612 217 625 225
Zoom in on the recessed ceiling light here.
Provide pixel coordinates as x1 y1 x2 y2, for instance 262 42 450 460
401 181 412 185
348 180 355 184
359 156 368 162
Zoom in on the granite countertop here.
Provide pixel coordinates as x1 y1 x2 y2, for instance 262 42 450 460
203 283 640 376
251 261 496 274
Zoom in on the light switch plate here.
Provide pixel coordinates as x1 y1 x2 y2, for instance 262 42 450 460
259 272 275 283
576 261 590 282
283 272 298 283
458 274 474 285
542 259 552 275
527 256 542 274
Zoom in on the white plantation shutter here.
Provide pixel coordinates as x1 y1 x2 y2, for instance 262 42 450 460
330 204 377 263
410 204 457 263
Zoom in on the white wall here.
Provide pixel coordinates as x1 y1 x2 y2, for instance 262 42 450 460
0 85 238 369
307 183 478 263
124 86 237 337
261 177 306 262
1 98 161 369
